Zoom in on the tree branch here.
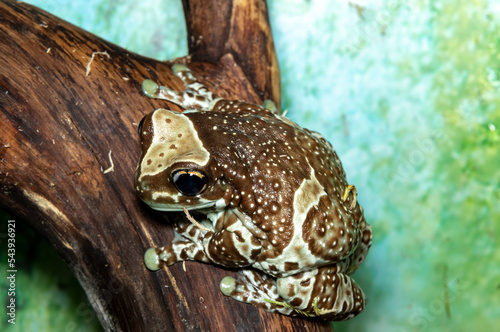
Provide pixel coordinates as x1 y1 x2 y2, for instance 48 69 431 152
0 0 331 331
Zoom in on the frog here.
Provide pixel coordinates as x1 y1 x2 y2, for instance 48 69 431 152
135 64 372 320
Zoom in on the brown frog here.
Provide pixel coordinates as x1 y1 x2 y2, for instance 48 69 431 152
135 64 372 320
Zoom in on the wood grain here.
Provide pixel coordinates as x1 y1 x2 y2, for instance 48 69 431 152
0 0 332 331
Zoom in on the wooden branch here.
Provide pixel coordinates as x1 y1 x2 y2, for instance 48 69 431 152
182 0 281 106
0 0 332 331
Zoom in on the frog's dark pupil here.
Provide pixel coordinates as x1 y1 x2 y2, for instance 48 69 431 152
172 169 208 196
138 116 146 135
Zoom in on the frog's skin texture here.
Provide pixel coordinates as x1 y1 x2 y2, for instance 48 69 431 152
136 64 372 320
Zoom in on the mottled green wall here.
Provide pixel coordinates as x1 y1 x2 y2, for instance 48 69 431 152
1 0 498 331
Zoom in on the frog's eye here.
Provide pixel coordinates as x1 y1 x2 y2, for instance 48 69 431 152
138 116 146 135
171 169 208 196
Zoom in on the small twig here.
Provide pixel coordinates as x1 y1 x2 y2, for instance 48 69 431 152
264 298 315 317
182 207 211 232
102 150 114 174
86 50 110 76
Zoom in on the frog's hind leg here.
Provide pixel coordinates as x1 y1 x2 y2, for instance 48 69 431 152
275 266 366 320
219 269 295 316
349 210 373 272
142 64 219 111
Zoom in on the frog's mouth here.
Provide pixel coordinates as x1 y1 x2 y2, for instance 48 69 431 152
142 197 226 213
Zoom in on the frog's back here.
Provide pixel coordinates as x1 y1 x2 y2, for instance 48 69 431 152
185 100 366 275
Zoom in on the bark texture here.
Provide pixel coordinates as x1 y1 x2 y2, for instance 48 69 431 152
0 0 333 331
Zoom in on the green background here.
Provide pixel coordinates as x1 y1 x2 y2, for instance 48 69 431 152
1 0 499 331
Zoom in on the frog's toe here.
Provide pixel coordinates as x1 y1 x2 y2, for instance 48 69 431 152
219 276 237 296
172 64 190 76
144 247 163 271
142 79 160 98
262 99 278 114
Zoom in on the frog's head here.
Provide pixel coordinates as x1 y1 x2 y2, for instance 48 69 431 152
135 109 219 211
135 108 258 213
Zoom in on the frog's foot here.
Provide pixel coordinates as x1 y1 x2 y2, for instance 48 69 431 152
275 266 366 321
142 65 219 111
219 269 294 316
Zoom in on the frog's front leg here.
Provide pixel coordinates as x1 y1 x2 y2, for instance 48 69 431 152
202 211 262 268
144 221 211 270
142 64 219 111
144 240 210 270
145 211 262 270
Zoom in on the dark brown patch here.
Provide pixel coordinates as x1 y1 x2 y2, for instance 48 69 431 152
300 279 311 287
194 251 205 261
179 249 189 260
290 297 303 307
284 261 299 271
233 230 245 242
165 118 171 123
362 229 372 244
169 144 176 149
342 300 348 311
268 264 278 272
